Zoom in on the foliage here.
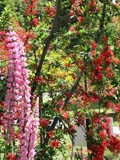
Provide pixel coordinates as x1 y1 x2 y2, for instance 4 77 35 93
0 0 120 160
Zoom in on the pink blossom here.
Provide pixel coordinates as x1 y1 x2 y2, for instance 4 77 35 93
2 28 39 160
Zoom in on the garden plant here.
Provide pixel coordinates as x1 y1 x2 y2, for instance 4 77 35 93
0 0 120 160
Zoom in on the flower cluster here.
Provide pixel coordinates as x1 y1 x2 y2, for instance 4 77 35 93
3 28 39 160
90 143 107 160
24 0 39 27
87 114 113 160
24 0 38 16
108 135 120 154
91 45 119 81
3 29 29 142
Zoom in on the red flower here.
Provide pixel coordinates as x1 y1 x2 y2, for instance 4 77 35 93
90 0 96 7
65 92 71 98
45 7 56 18
56 99 64 108
34 76 45 84
71 0 75 4
24 0 38 16
102 36 108 43
62 112 69 119
95 65 102 72
40 118 49 127
77 117 85 125
108 135 120 154
50 139 60 148
30 18 39 27
101 122 107 129
101 140 107 148
90 145 105 160
113 104 120 113
68 125 76 134
91 42 97 50
92 115 101 124
7 153 16 160
95 72 103 80
77 16 84 23
48 131 54 138
99 130 106 139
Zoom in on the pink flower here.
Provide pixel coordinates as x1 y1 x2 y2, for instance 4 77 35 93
3 28 39 160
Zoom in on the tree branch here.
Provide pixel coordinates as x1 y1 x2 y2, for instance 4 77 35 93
64 56 89 106
31 0 61 95
64 72 83 106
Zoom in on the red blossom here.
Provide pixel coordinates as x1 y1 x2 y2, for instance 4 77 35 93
34 76 46 84
91 42 97 50
40 118 49 127
65 92 71 98
95 65 102 72
71 0 75 4
30 18 39 27
68 125 77 134
90 0 96 7
6 153 16 160
45 7 56 18
77 16 84 23
99 130 107 139
106 101 114 109
76 117 85 125
108 135 120 154
56 99 64 108
25 0 38 16
92 115 101 124
50 139 60 148
101 122 107 129
102 36 108 43
62 111 69 119
113 104 120 113
95 72 103 80
90 144 105 160
48 131 54 138
89 94 99 103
